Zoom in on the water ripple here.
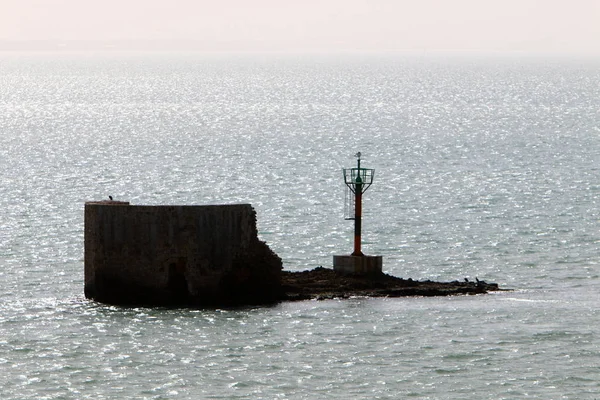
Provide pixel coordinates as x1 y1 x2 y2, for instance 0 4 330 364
0 53 599 399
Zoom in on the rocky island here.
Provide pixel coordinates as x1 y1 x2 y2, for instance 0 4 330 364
281 267 501 302
84 201 503 308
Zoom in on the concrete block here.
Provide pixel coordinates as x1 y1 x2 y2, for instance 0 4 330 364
84 202 282 307
333 255 383 275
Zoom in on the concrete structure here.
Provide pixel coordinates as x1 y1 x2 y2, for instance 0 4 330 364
84 201 282 307
333 255 383 275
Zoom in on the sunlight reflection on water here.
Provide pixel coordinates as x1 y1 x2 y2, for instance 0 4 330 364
0 53 599 399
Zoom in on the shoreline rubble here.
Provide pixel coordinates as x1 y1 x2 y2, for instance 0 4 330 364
280 267 503 302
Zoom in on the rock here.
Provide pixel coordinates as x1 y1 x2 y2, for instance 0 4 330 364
280 268 503 300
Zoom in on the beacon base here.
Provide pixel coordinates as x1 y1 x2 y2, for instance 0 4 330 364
333 255 383 276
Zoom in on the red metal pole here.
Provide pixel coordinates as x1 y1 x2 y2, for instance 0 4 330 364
352 184 363 256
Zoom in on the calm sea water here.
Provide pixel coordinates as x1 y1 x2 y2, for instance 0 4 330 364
0 52 599 399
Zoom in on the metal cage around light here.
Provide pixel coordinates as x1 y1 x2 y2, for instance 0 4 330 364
343 167 375 194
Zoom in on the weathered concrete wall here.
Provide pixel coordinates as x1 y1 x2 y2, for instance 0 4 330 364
85 202 282 306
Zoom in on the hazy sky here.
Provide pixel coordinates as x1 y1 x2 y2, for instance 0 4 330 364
1 0 599 53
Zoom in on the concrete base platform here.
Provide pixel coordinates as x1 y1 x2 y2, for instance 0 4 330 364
333 255 383 275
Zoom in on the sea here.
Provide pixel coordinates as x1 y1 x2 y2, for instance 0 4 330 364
0 51 599 399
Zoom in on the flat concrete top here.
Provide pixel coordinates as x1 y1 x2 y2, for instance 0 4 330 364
85 201 253 208
85 200 130 205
